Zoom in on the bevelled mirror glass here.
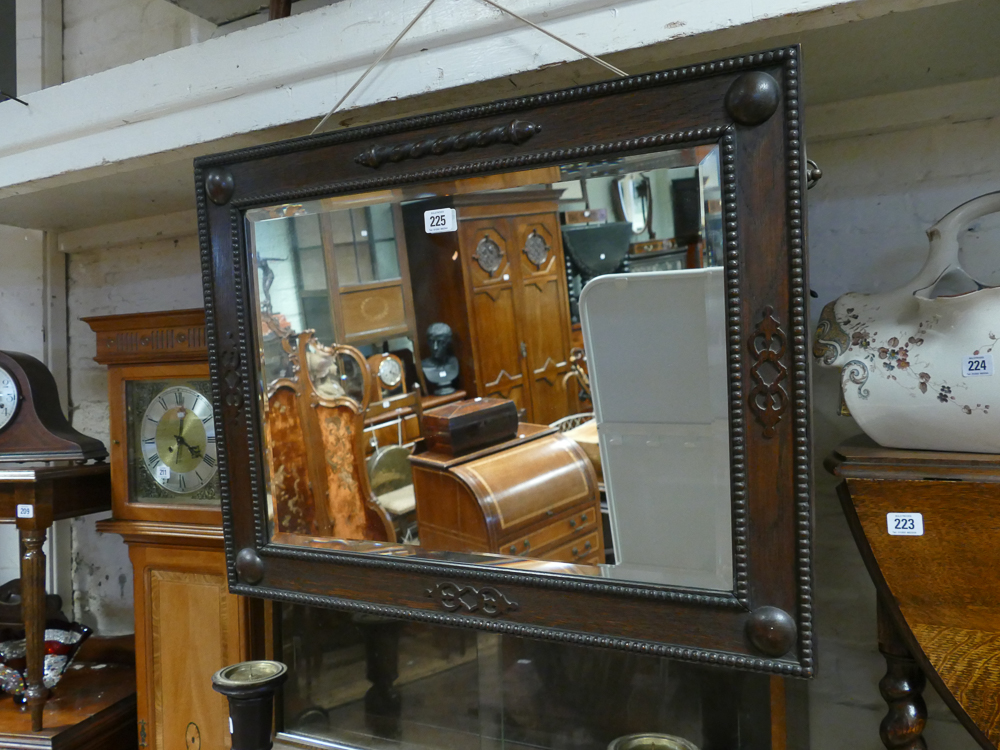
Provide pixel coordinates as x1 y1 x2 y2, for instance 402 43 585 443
198 46 815 677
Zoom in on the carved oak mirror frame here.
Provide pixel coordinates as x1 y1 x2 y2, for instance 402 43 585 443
196 46 814 677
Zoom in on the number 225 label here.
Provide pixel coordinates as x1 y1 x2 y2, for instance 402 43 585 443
887 512 923 536
424 208 457 234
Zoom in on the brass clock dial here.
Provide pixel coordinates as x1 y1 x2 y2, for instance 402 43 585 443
140 385 217 494
0 366 20 432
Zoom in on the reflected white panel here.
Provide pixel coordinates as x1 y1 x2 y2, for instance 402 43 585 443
581 269 733 590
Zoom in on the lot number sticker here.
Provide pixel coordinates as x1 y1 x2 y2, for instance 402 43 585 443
16 504 33 519
963 354 994 377
887 512 923 536
424 208 457 234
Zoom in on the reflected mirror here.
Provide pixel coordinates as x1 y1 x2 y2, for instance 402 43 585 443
246 147 729 590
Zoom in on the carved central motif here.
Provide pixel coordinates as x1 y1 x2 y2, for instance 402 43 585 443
748 306 789 437
473 237 504 275
426 582 518 617
523 231 550 267
355 119 541 169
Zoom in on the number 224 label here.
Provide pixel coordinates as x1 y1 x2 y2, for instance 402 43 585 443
963 354 994 377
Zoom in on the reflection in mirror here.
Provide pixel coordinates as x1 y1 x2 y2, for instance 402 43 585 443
582 270 730 589
613 173 653 235
246 144 730 590
277 605 772 750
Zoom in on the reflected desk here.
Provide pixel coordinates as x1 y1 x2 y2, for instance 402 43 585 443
410 424 604 565
829 436 1000 750
0 464 111 733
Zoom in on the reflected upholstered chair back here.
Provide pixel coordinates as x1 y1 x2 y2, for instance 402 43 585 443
265 332 395 542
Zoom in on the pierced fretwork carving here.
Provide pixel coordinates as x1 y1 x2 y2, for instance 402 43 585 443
426 582 518 617
748 306 789 437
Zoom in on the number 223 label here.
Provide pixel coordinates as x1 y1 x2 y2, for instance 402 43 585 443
887 512 923 536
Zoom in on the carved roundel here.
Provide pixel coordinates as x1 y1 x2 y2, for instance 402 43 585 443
523 230 550 267
473 236 504 275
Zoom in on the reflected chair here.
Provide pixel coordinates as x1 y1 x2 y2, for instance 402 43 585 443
364 374 425 543
265 331 395 542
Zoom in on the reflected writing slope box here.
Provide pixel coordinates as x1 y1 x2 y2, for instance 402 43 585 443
421 398 519 457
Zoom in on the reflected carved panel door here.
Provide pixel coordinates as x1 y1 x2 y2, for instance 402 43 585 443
458 217 533 418
513 213 573 426
406 191 574 425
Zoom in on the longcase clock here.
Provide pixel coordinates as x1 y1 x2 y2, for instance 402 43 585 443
84 309 266 750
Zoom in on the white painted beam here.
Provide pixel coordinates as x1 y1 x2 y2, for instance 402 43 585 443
58 209 198 254
809 76 1000 143
0 0 960 203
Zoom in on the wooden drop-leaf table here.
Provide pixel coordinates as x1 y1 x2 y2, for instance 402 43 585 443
829 436 1000 750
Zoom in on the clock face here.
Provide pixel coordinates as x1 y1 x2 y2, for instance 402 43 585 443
140 386 217 494
0 367 19 432
377 357 403 389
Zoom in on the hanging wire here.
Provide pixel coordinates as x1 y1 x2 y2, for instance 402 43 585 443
310 0 629 135
476 0 627 78
0 90 28 106
311 0 439 135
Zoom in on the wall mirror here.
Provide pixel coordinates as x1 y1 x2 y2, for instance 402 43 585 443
197 46 814 677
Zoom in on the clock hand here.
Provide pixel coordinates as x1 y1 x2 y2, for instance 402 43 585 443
173 434 203 460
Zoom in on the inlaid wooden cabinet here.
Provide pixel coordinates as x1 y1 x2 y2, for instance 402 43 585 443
112 532 257 750
404 191 575 425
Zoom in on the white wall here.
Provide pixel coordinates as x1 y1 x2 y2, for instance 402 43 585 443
63 0 215 81
0 227 47 586
16 0 62 93
0 225 73 610
67 234 204 634
806 115 1000 750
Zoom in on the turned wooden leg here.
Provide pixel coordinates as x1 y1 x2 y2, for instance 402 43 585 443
20 527 49 732
358 617 402 739
878 596 927 750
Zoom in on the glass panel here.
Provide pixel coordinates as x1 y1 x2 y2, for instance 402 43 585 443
278 606 770 750
246 146 733 591
125 377 221 506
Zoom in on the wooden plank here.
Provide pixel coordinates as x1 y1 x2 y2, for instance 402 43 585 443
0 665 137 750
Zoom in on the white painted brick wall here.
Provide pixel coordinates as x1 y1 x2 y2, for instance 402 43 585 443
63 0 215 81
0 227 47 588
67 236 204 634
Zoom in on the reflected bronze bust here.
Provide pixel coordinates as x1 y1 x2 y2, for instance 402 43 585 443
421 323 459 396
196 46 814 677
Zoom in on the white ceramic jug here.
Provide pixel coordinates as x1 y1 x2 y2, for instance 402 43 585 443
814 192 1000 453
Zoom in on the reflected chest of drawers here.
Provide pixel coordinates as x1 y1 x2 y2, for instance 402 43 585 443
409 424 604 565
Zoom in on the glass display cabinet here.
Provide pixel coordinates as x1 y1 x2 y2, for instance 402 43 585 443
196 45 814 749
